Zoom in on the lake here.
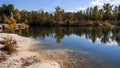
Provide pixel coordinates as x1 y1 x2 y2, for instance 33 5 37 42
15 26 120 68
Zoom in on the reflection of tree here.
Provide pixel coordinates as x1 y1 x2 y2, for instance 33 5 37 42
14 26 120 46
111 27 120 45
101 27 110 43
55 27 65 44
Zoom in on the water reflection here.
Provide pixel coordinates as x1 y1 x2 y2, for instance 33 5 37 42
15 26 120 46
4 26 120 68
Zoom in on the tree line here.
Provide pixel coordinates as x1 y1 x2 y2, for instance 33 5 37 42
0 3 120 26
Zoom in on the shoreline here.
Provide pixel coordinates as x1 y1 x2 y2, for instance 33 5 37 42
0 33 115 68
0 33 60 68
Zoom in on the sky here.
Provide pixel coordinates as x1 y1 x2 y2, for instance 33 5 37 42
0 0 120 12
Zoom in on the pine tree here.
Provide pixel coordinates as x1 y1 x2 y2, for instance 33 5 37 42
113 6 118 21
118 5 120 20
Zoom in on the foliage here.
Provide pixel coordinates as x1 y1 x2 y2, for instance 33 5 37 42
3 17 16 32
4 17 11 24
118 5 120 20
103 3 113 20
9 18 16 25
4 17 16 25
93 21 100 26
103 21 111 26
54 6 64 23
0 4 14 17
14 9 21 22
0 3 120 26
87 20 93 26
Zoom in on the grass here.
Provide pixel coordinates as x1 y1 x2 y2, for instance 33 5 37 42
0 52 7 63
2 36 17 53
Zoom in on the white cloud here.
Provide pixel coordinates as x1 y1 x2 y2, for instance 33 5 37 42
77 7 87 11
65 10 75 12
90 0 120 6
89 38 118 46
91 0 104 6
65 7 87 12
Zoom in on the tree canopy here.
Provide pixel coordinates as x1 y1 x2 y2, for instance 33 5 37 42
0 3 120 26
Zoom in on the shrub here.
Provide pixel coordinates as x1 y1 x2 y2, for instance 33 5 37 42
3 17 16 32
4 18 11 25
2 36 17 53
9 18 16 24
9 18 16 29
87 20 93 26
24 19 28 24
22 23 29 29
103 21 111 26
93 21 100 26
4 17 16 25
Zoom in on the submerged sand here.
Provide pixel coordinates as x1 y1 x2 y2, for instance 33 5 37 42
0 33 60 68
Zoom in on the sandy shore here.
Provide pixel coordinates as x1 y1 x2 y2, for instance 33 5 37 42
0 33 60 68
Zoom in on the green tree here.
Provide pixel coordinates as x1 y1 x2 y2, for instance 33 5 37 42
103 3 113 20
54 6 64 24
63 12 75 25
86 8 90 20
7 4 14 17
113 6 118 21
118 5 120 20
89 7 93 20
92 6 99 20
75 11 86 21
14 9 21 22
98 9 104 20
20 10 28 22
1 4 14 17
1 4 7 15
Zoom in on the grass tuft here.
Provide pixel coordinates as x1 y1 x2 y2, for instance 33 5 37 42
2 36 17 53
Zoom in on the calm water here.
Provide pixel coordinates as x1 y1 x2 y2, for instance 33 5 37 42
15 26 120 68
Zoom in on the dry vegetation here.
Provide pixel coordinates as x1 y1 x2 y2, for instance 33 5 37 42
1 36 17 53
0 52 7 63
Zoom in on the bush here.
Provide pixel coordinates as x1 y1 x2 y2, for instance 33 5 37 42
103 21 111 26
2 36 17 53
4 18 11 25
93 21 100 26
22 23 29 29
9 18 16 29
9 18 16 24
87 20 93 26
4 17 16 25
3 17 16 32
